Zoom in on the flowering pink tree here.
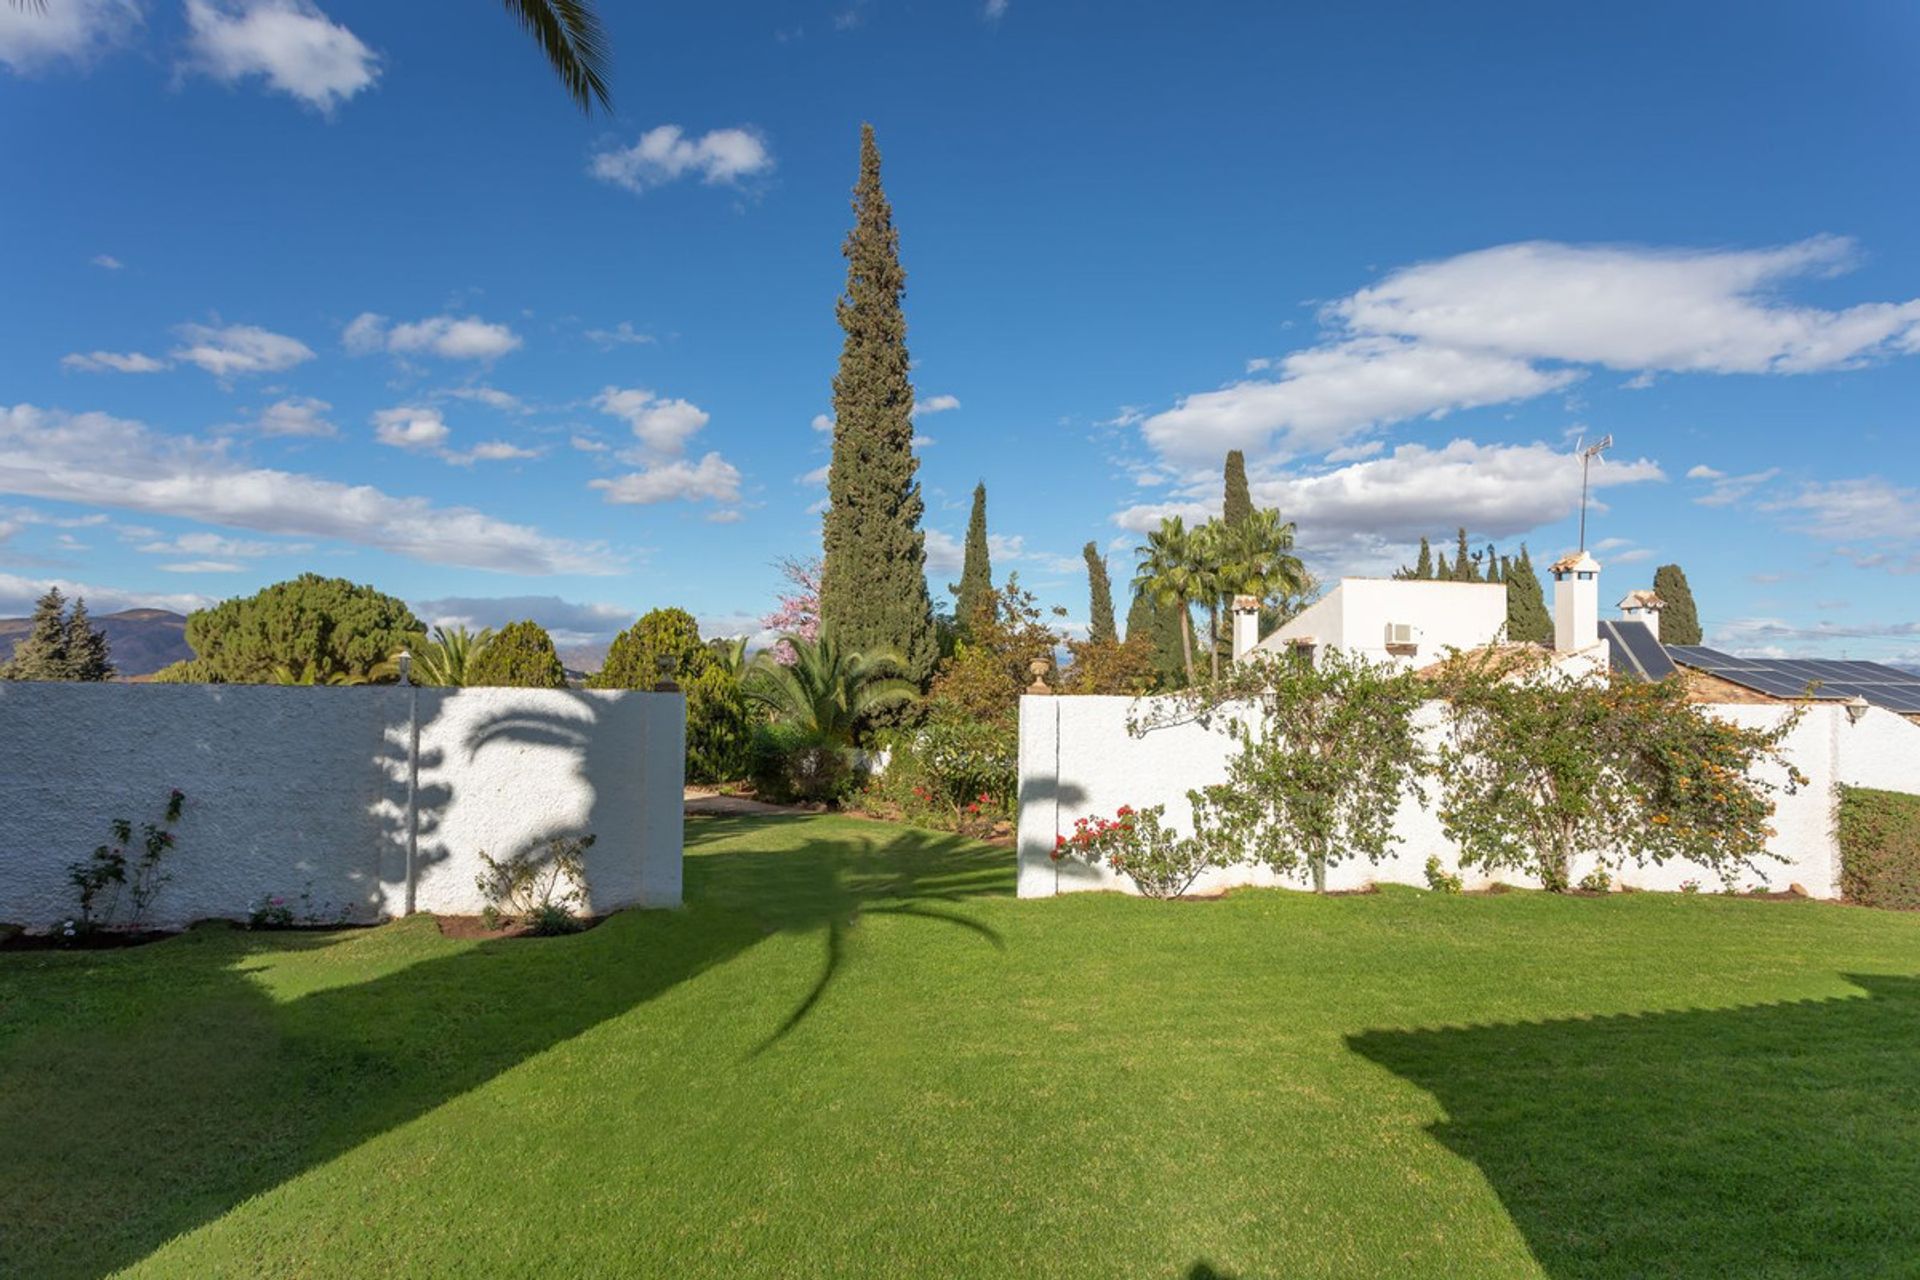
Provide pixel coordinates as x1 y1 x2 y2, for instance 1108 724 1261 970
763 555 822 664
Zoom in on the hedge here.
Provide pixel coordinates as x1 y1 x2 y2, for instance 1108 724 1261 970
1836 786 1920 909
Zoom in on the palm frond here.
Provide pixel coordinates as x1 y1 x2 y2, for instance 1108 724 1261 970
501 0 612 114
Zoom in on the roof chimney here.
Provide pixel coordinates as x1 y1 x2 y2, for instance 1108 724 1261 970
1231 595 1261 662
1617 589 1664 642
1550 551 1601 653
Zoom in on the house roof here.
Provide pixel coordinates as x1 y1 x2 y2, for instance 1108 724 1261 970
1549 550 1601 575
1617 589 1664 610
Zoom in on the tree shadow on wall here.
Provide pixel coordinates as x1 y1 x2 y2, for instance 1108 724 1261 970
0 816 1008 1280
1347 974 1920 1278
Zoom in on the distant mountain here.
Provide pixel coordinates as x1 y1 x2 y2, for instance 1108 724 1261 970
0 608 192 677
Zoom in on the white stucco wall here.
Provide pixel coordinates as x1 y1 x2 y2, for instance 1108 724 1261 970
1255 578 1508 670
1017 694 1920 900
0 682 684 932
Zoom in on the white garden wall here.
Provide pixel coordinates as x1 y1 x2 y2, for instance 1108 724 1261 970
1017 694 1920 900
0 682 685 932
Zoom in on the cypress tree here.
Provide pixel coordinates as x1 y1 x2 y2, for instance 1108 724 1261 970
1083 542 1117 645
818 123 938 685
1454 528 1476 581
1415 537 1433 579
1435 552 1451 581
64 597 114 681
1484 544 1502 585
2 588 72 680
953 482 992 632
1126 588 1186 689
1505 545 1552 644
1223 450 1253 527
1653 563 1703 644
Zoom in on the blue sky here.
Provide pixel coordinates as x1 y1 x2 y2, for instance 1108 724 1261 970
3 0 1919 661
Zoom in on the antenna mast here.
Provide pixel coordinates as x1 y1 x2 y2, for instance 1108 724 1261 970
1578 435 1613 551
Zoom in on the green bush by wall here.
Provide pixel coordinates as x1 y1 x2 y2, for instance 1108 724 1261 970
1836 787 1920 909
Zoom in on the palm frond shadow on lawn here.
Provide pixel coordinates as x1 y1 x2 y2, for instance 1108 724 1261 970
0 817 1006 1280
1348 973 1920 1278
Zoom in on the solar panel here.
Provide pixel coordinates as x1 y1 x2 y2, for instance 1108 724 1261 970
1601 620 1677 681
1665 648 1920 713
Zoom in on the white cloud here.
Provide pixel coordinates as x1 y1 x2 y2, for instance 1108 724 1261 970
171 322 315 378
912 393 961 417
372 406 452 451
591 453 742 506
1335 236 1920 376
588 125 774 194
799 464 831 487
923 528 963 575
1690 466 1779 508
584 321 655 350
1767 477 1920 545
0 572 210 619
442 385 527 413
137 531 304 558
0 403 614 575
61 350 168 374
984 0 1009 19
1115 438 1666 579
1686 465 1725 480
0 0 137 72
595 386 711 457
344 312 521 361
412 594 636 647
90 253 124 270
569 434 609 453
159 560 245 573
1139 235 1920 471
449 440 540 465
182 0 379 113
1143 338 1577 465
251 395 336 437
811 413 834 433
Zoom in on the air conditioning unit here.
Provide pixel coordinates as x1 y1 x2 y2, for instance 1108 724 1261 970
1385 622 1416 647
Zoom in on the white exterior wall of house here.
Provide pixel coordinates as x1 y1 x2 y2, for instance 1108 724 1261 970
1016 694 1920 901
1251 578 1508 670
0 682 685 932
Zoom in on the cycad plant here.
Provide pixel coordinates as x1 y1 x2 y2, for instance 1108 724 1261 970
742 634 917 746
411 625 495 687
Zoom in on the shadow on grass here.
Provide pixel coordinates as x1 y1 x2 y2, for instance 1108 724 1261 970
0 817 1007 1280
1348 973 1920 1278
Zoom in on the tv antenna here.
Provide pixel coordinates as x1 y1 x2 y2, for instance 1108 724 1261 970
1577 434 1612 551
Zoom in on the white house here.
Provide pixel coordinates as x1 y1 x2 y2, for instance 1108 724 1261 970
1237 551 1620 676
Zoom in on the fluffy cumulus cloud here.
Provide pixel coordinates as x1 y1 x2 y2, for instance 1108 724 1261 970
170 322 315 378
61 349 168 374
591 454 742 505
250 395 336 437
0 403 613 575
0 0 138 72
1139 236 1920 470
182 0 379 113
912 394 961 417
344 312 521 361
588 125 773 194
1117 439 1665 572
371 406 452 451
590 386 740 507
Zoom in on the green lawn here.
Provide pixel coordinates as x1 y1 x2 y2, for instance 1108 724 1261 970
4 814 1920 1278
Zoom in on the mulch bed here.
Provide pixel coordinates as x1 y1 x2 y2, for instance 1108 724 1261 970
434 914 608 941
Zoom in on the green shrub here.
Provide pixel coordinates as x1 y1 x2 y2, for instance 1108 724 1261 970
864 708 1015 835
1424 856 1463 894
465 619 567 689
1578 867 1613 894
1837 787 1920 909
685 663 752 783
748 721 853 806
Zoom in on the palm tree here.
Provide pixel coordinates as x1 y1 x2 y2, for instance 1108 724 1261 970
411 624 495 687
741 634 917 746
6 1 612 113
1134 516 1201 684
1218 508 1308 610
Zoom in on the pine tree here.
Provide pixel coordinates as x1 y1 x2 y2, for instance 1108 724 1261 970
818 123 938 685
1653 563 1703 644
953 482 992 632
1505 544 1552 644
183 575 422 684
1083 542 1117 645
64 597 114 681
2 588 72 680
1223 450 1253 527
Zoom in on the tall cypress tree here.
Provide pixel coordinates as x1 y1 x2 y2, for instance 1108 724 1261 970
1223 450 1253 527
818 123 938 684
953 482 992 632
64 597 114 681
1083 542 1117 645
1505 544 1552 644
1125 588 1186 689
1454 528 1476 581
2 588 72 680
1653 563 1703 644
1415 537 1433 579
1484 544 1501 585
